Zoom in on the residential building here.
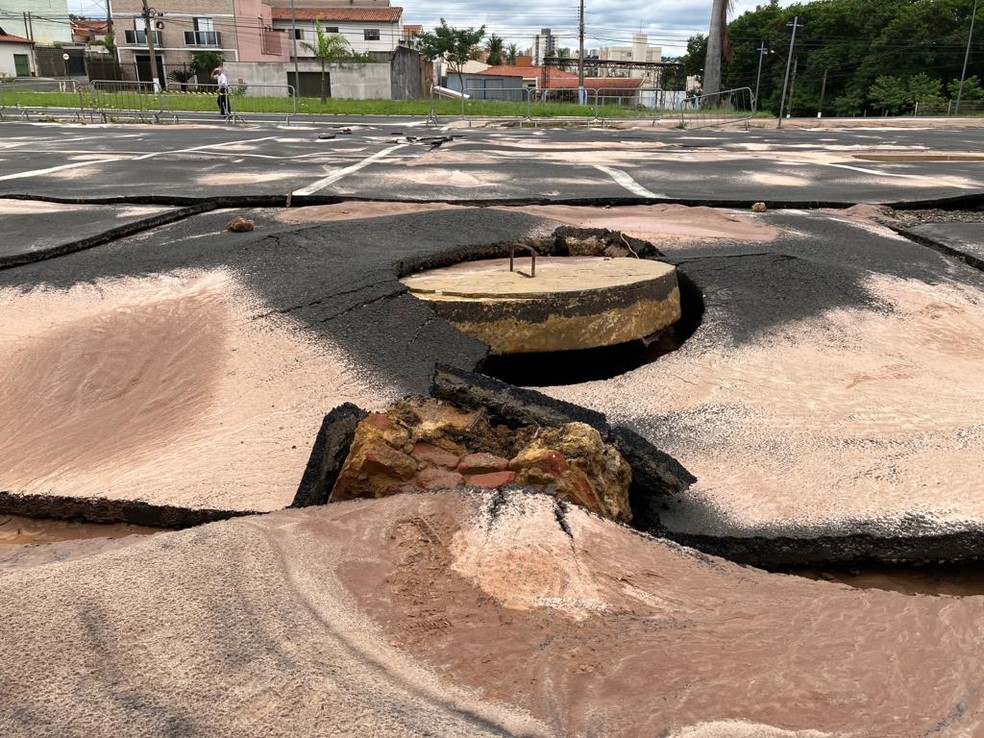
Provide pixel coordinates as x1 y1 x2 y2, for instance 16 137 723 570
72 19 111 45
269 5 404 56
0 31 35 76
0 0 72 45
530 28 556 66
111 0 289 83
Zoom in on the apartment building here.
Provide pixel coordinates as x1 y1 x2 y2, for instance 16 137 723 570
112 0 288 83
598 33 663 77
0 0 72 45
530 28 556 66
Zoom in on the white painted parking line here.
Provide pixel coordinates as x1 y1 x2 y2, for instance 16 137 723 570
0 136 281 182
594 164 665 198
0 157 125 182
132 136 279 161
808 161 977 188
291 143 410 196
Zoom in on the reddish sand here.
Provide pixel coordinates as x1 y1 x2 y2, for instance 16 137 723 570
0 270 397 512
548 271 984 534
2 491 983 737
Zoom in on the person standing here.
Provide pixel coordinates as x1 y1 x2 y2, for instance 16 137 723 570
211 66 230 118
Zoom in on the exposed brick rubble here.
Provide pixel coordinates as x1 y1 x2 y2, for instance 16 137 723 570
330 396 633 524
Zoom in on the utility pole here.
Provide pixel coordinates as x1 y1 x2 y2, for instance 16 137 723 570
289 0 300 96
818 68 828 117
753 41 767 111
956 0 979 114
788 57 798 112
777 15 801 129
578 0 585 103
140 0 161 92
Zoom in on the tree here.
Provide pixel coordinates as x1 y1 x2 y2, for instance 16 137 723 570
552 47 571 71
418 18 486 94
302 19 352 103
679 34 707 84
506 43 520 65
190 50 224 85
485 34 504 66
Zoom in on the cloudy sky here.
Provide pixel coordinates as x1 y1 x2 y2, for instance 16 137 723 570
67 0 764 56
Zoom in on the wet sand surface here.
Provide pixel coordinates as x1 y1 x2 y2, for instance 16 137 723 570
0 269 397 512
3 491 983 737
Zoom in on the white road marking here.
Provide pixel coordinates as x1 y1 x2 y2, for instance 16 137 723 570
0 157 125 181
807 161 976 188
594 164 665 198
292 143 410 196
0 136 280 182
132 136 279 161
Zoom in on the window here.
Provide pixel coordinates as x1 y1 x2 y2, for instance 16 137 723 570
291 29 303 40
364 28 380 41
326 26 339 33
187 17 219 46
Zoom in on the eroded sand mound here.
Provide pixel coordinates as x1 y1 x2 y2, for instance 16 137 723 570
3 491 982 737
0 270 396 512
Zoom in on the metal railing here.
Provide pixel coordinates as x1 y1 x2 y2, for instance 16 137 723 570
167 82 296 122
80 79 169 122
426 83 689 126
0 79 82 120
680 87 754 129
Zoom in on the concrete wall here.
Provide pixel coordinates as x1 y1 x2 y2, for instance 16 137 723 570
327 61 389 99
0 42 35 77
223 60 390 98
385 46 423 100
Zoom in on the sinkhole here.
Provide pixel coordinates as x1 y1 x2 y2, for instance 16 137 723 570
400 228 703 386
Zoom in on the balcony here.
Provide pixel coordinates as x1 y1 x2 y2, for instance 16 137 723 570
123 30 162 45
184 30 221 47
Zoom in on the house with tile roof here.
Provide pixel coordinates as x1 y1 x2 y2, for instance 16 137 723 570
269 5 405 56
0 31 35 77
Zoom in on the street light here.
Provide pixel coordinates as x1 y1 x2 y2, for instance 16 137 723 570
753 41 768 111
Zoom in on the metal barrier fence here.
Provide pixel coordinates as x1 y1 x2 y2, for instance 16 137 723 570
680 87 754 129
82 80 168 122
0 79 81 119
429 84 689 125
164 82 297 121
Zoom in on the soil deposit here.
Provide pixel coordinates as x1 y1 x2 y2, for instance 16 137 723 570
3 491 983 738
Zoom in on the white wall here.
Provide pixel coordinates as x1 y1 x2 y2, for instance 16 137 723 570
0 0 72 45
0 43 35 77
222 60 391 98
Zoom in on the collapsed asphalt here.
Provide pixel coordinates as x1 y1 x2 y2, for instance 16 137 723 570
0 119 982 565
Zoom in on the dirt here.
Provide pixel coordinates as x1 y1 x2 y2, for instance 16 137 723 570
5 492 984 737
0 269 397 512
504 203 781 243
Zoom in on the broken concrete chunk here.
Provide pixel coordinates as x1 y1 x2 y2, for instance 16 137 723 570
226 216 255 232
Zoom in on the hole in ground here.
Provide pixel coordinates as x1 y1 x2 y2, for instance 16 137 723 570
480 268 704 387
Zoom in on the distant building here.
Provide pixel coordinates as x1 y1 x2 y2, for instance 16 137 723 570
531 28 556 66
598 33 662 78
0 0 72 45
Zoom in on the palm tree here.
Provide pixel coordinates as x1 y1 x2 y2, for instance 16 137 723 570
302 18 352 103
703 0 732 101
553 47 571 72
506 43 520 65
485 34 504 66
